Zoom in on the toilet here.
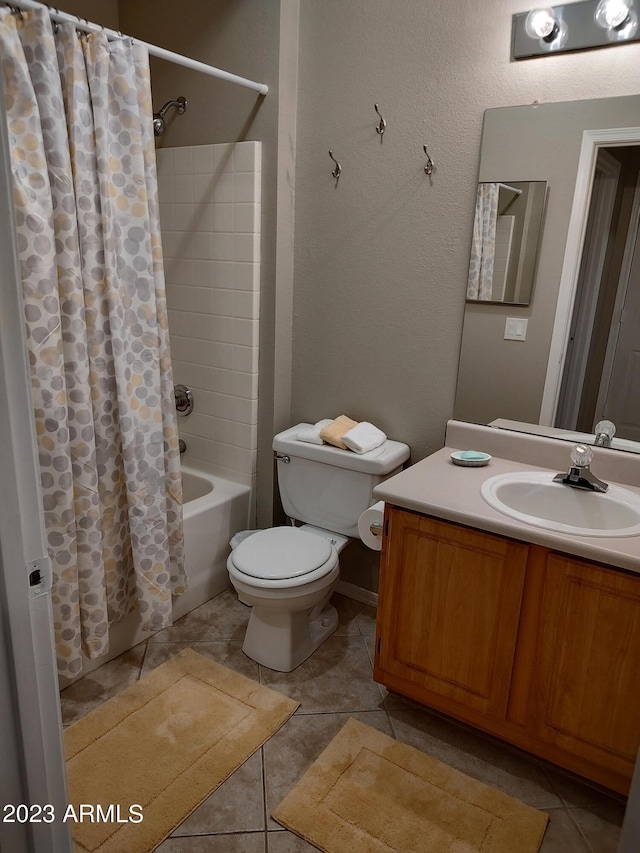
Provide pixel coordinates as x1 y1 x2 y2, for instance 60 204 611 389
227 423 410 671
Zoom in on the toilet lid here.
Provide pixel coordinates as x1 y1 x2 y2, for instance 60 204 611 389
232 527 333 580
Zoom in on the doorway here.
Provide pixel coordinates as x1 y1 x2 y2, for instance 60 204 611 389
554 145 640 440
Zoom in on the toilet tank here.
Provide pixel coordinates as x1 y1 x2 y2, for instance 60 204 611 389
273 424 410 537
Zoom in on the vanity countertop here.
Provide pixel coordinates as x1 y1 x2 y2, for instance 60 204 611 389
373 430 640 575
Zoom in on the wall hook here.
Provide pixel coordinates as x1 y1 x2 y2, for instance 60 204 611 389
329 150 341 181
374 104 386 136
423 145 434 176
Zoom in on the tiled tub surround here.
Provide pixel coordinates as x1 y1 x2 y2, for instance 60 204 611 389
157 142 261 491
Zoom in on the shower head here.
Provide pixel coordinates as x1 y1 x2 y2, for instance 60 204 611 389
153 96 187 136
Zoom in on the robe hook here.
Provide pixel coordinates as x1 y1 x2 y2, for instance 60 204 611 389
374 104 386 135
329 150 341 181
423 145 434 176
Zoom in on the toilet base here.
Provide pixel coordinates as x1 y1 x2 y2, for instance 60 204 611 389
242 599 339 672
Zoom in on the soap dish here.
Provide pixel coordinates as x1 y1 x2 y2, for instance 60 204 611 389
451 450 492 467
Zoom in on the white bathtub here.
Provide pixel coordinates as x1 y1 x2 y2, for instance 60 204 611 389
171 465 251 621
61 465 251 686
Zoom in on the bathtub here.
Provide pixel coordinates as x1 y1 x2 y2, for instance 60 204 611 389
171 465 251 621
61 465 251 686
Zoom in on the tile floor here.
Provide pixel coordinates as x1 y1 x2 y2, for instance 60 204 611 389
59 590 627 852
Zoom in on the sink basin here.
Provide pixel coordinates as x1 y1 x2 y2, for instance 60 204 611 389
480 472 640 537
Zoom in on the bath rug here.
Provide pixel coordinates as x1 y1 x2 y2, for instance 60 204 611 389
64 647 298 853
272 717 548 853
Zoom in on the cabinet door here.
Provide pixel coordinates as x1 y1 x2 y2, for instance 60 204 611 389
375 508 528 720
529 551 640 786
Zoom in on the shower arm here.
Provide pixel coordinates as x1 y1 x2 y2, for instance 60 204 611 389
153 97 187 136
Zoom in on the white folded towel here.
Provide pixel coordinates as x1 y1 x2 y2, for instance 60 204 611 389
297 419 333 445
342 422 387 454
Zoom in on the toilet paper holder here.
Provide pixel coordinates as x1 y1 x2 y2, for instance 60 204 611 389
369 521 383 538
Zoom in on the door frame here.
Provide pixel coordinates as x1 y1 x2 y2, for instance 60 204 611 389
540 126 640 425
554 149 621 429
596 171 640 421
0 93 71 853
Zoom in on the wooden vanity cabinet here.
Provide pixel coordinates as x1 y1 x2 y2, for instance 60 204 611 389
374 505 640 795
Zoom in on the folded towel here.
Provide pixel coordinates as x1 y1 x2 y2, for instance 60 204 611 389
342 422 387 454
319 415 359 450
297 419 334 445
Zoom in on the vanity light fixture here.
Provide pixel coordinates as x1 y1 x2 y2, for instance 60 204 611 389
512 0 640 59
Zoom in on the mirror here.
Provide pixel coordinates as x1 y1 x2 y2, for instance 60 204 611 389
466 180 548 305
454 94 640 453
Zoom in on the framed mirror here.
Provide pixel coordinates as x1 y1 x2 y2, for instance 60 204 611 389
466 180 548 305
454 94 640 453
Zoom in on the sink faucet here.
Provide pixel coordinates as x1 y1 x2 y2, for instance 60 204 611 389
553 444 608 493
594 419 616 448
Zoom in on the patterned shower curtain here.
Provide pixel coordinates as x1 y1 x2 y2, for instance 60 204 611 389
0 7 185 679
467 182 499 301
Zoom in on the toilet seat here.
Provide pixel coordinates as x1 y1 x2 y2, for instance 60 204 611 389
228 527 338 589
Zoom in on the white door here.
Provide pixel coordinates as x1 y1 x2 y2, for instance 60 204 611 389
602 211 640 441
0 96 71 853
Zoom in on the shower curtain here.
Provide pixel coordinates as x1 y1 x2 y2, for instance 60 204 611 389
0 7 185 678
467 182 499 301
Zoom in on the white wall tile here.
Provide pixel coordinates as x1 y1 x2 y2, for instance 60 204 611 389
233 141 259 172
234 234 259 263
158 141 261 482
174 147 194 175
192 144 213 174
174 173 194 204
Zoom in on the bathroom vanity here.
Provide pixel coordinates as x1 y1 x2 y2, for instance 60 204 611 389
372 421 640 796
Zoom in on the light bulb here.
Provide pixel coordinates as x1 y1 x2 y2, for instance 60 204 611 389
525 8 559 39
594 0 631 29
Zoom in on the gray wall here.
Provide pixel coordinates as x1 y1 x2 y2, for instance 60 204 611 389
53 0 640 508
454 96 640 428
292 0 640 463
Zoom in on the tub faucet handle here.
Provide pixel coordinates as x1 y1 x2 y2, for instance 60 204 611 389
174 384 193 416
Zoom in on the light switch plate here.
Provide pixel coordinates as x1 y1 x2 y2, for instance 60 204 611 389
504 317 528 341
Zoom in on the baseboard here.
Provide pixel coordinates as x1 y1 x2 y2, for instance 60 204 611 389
335 580 378 609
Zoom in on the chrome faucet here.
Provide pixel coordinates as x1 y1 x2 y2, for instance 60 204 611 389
553 444 608 493
594 419 616 448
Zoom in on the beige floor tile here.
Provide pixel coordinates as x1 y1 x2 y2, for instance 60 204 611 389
545 766 626 815
389 706 563 809
156 831 266 852
568 806 623 853
539 808 592 852
267 829 321 852
331 593 376 637
59 643 146 725
62 588 630 853
171 751 264 836
140 639 259 681
149 589 250 643
264 710 393 831
259 635 383 714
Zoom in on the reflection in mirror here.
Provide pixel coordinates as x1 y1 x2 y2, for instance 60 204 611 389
454 94 640 455
466 181 547 305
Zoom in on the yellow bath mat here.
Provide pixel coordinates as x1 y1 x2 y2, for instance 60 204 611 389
272 717 548 853
64 647 298 853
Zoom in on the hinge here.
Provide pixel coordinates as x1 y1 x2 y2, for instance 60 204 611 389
376 636 382 656
384 518 389 537
27 556 52 598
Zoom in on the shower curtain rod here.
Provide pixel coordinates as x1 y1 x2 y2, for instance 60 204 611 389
2 0 269 95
